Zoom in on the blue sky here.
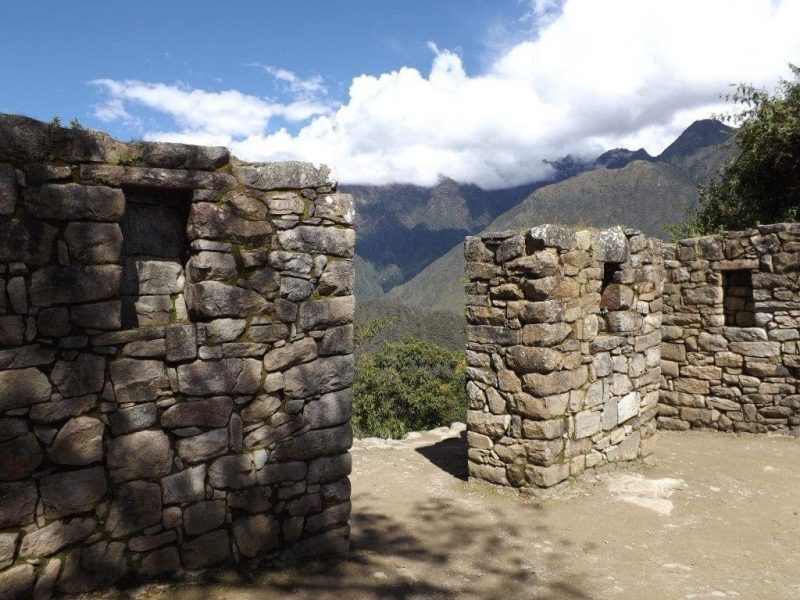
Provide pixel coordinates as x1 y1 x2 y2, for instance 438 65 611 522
2 1 799 188
0 1 526 137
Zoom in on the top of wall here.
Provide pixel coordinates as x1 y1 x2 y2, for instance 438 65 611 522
469 223 659 263
0 113 337 190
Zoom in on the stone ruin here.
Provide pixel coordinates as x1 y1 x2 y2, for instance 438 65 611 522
464 225 663 489
660 223 800 433
465 222 800 491
0 114 355 597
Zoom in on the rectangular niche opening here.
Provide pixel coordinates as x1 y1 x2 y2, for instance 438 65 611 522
722 269 756 327
601 261 621 293
119 187 191 329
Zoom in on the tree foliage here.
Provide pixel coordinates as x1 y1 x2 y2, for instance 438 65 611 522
352 337 466 438
671 64 800 237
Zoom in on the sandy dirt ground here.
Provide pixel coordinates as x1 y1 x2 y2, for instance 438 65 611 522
90 429 799 600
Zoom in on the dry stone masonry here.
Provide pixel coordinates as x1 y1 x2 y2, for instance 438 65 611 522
464 225 663 490
0 114 354 598
660 224 800 433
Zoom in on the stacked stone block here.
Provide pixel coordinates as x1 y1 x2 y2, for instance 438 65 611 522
0 114 354 597
660 223 800 433
464 225 663 490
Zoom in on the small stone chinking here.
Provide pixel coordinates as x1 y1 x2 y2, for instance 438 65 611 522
464 224 664 491
660 223 800 433
0 114 354 598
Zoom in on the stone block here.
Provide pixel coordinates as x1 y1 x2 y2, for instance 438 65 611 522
40 466 107 519
0 163 17 215
110 358 169 403
0 481 37 528
574 410 601 439
233 514 280 557
177 358 261 395
181 529 231 569
0 532 17 570
591 227 628 263
0 316 25 346
162 464 206 505
306 453 352 484
271 423 353 461
617 392 640 423
0 367 51 411
51 353 106 398
283 355 354 399
107 430 173 482
48 416 104 465
304 389 353 429
319 261 355 296
527 224 576 251
467 411 510 438
59 540 128 594
0 219 58 265
526 463 570 488
64 222 123 264
0 433 42 481
176 428 229 463
139 546 181 577
314 193 354 225
208 454 256 489
234 161 335 190
25 183 124 221
506 346 562 373
165 324 197 362
81 163 235 190
109 403 157 435
187 251 238 282
187 202 271 244
264 192 305 215
185 281 270 318
320 324 354 356
199 318 247 343
184 500 226 536
30 265 121 306
278 226 354 258
130 140 229 169
523 366 588 397
70 301 121 330
105 480 162 538
20 518 95 557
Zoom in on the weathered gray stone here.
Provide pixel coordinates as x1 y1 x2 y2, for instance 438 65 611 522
506 346 562 373
164 324 197 362
81 163 235 190
30 395 95 424
0 532 18 570
241 395 281 424
263 337 318 372
208 454 256 489
105 480 162 538
617 392 640 423
280 276 315 302
49 416 104 465
122 338 166 357
110 358 169 403
268 250 314 273
176 428 229 463
25 183 125 221
70 301 121 330
20 518 95 557
187 251 238 282
255 461 306 484
298 296 355 331
320 324 354 356
51 353 106 398
109 403 157 435
592 226 628 263
234 161 335 190
7 277 26 314
247 323 289 343
0 481 37 528
107 430 173 482
130 140 229 169
59 540 127 594
283 355 354 399
38 307 71 337
139 546 180 577
264 192 305 215
0 163 17 215
161 397 233 429
0 315 24 347
304 389 352 429
0 433 42 481
278 226 355 258
199 318 247 344
40 466 107 518
177 358 261 395
271 423 353 461
0 564 35 599
181 528 231 569
162 464 206 504
0 219 58 265
183 500 226 536
233 514 280 557
185 281 270 318
523 366 588 396
527 224 576 251
30 265 121 306
187 202 271 244
64 222 122 264
319 261 354 296
307 453 352 484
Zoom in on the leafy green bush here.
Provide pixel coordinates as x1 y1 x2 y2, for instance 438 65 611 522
352 337 466 438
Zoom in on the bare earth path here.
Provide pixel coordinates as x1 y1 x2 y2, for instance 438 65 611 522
96 430 799 600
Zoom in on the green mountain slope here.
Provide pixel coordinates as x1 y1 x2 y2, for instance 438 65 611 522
386 120 736 314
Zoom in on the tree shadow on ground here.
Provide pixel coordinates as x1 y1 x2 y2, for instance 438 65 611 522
160 491 595 600
414 432 469 481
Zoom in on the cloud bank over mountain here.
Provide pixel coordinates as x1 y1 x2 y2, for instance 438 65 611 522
92 0 800 188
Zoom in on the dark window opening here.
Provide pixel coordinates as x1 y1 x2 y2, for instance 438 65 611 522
722 269 756 327
119 187 191 329
602 261 621 293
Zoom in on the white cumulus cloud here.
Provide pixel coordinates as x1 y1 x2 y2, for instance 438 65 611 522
91 0 800 189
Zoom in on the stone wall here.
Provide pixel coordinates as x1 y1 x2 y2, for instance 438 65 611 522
660 223 800 433
464 225 663 490
0 114 354 597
